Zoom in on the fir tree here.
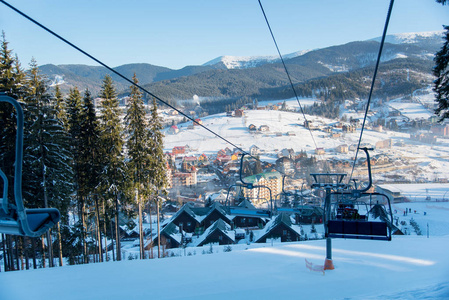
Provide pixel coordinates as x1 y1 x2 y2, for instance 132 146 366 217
54 85 68 127
148 97 169 258
98 75 126 261
124 74 151 259
65 87 90 262
78 89 102 197
434 0 448 120
434 26 449 121
0 32 26 199
22 58 73 267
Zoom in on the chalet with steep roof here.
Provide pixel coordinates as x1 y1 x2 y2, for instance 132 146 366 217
149 222 182 250
255 214 301 243
195 219 235 246
168 204 201 233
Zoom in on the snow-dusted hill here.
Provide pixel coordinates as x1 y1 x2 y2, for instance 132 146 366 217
370 31 444 45
2 201 449 300
164 96 449 182
203 50 311 69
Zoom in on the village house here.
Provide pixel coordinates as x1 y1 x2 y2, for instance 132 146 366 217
182 156 198 172
255 214 301 243
172 171 197 187
259 125 270 132
249 145 260 156
248 124 257 132
169 125 179 134
168 109 178 116
293 206 324 224
315 148 325 155
195 219 235 246
242 171 282 205
234 109 244 117
336 144 349 153
331 132 341 139
194 118 203 126
410 132 437 144
431 124 449 136
172 146 186 156
342 124 356 133
275 157 294 174
149 222 182 250
375 139 392 149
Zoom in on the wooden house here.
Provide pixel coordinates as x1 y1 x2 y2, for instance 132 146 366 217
249 145 260 156
234 109 244 117
228 199 270 229
149 222 182 250
200 202 232 228
172 146 186 156
336 144 349 153
248 124 257 132
169 125 179 134
293 206 324 225
195 219 235 246
194 118 203 126
168 204 201 233
255 214 301 243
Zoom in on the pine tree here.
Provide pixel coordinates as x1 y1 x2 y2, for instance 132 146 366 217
65 87 90 263
0 32 26 200
98 75 126 262
124 74 151 259
434 26 449 121
148 97 169 258
54 85 68 127
22 58 73 267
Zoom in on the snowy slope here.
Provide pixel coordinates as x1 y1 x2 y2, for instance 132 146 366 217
370 31 444 45
203 50 310 69
164 97 449 181
1 230 448 299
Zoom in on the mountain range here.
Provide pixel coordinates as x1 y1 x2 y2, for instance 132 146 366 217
39 31 444 104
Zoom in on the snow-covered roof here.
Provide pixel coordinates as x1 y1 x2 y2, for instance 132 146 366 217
194 219 235 247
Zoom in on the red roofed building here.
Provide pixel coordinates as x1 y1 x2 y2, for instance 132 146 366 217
172 146 186 156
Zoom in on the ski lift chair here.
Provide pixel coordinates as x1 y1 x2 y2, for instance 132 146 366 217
326 192 392 240
225 153 273 214
0 93 60 237
323 148 393 241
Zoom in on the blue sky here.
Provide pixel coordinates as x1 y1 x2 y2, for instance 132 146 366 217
0 0 448 69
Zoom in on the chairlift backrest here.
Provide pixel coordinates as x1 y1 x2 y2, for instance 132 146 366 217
0 93 60 237
325 192 393 241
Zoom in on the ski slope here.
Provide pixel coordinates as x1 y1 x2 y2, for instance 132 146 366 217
1 202 449 300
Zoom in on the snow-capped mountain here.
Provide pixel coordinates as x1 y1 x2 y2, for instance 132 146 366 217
204 31 444 71
203 50 311 70
369 31 444 45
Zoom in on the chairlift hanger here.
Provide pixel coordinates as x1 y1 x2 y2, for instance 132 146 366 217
0 93 60 237
225 153 273 214
321 148 394 241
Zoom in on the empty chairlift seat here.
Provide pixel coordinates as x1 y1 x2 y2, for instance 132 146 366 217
0 93 60 237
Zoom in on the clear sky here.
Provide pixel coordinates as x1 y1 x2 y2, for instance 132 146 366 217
0 0 448 70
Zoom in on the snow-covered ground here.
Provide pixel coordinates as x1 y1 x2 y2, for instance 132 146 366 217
1 202 449 300
164 97 449 181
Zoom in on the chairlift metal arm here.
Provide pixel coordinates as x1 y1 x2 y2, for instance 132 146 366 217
0 93 60 237
354 147 373 193
0 168 9 214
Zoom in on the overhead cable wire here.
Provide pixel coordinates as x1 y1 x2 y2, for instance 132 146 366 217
0 0 252 158
347 0 395 184
257 0 319 151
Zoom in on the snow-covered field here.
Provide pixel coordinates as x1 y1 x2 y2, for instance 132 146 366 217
164 97 449 181
1 202 449 300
